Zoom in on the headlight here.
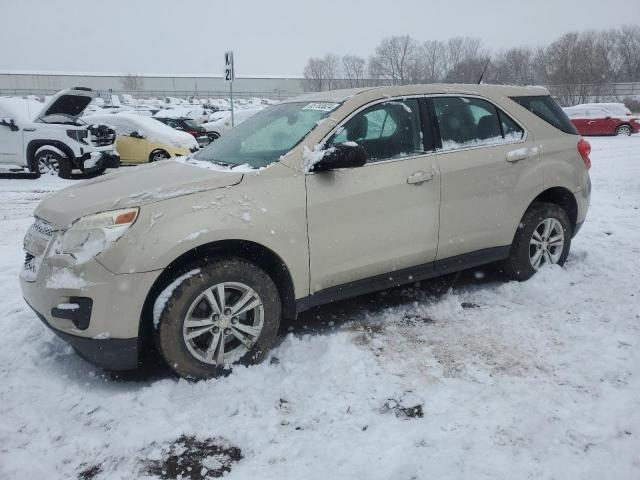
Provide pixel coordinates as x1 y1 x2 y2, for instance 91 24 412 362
67 129 89 145
57 208 139 263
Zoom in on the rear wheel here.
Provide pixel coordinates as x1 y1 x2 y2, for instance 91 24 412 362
503 202 572 281
616 124 632 136
154 258 281 380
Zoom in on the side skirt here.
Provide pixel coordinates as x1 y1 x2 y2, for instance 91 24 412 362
295 246 510 313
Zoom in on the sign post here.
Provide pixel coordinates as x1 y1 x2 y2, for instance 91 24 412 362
224 51 235 127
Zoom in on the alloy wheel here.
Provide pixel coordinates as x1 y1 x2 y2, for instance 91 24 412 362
617 125 632 136
182 282 264 365
37 153 60 175
529 218 565 270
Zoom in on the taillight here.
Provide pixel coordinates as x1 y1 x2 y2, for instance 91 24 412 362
578 139 591 170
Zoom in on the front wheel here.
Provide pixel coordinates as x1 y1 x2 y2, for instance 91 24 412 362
154 259 281 379
503 202 572 281
616 124 632 136
33 149 73 178
149 150 170 162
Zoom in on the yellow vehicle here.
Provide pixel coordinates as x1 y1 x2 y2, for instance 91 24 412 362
82 113 198 164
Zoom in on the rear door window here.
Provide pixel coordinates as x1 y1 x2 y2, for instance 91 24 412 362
511 95 578 135
432 96 522 152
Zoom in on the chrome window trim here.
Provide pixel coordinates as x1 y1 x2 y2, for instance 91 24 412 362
305 93 529 174
429 94 528 155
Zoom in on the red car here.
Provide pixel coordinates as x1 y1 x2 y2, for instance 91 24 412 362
564 106 640 136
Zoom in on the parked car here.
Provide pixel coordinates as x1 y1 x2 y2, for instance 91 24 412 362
201 107 262 141
153 107 209 124
0 88 119 178
82 113 198 164
564 106 639 136
21 84 590 379
569 102 633 117
154 117 210 148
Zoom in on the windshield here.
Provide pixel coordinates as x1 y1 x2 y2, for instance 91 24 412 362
183 119 200 128
194 101 339 168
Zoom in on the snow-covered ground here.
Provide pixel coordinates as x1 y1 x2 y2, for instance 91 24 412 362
1 137 639 479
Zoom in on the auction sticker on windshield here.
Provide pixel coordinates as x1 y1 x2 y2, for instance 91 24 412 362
302 102 340 112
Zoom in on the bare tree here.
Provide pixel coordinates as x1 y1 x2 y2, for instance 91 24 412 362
342 55 367 88
614 25 640 82
369 36 419 85
303 54 340 91
121 73 144 92
417 40 446 83
488 47 537 85
303 57 327 92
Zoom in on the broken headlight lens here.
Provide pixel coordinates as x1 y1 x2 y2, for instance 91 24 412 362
57 208 139 262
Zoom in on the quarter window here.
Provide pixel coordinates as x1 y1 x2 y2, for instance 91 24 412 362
433 96 523 152
329 99 423 162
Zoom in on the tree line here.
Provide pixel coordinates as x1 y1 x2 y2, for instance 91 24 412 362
303 26 640 105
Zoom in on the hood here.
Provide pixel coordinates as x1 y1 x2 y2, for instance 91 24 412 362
35 159 244 228
35 88 95 123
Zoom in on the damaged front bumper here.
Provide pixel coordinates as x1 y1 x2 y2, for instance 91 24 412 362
19 218 161 370
74 150 121 173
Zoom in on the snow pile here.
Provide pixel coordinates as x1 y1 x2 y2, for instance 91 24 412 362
0 136 639 479
153 269 201 328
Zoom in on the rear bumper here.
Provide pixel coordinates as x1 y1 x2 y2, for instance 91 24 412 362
26 300 139 370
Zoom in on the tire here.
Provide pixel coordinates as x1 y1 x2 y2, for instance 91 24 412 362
502 202 572 281
616 124 632 136
207 132 220 142
149 149 170 162
154 258 281 380
33 148 73 178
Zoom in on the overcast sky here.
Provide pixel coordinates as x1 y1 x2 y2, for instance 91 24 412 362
1 0 637 76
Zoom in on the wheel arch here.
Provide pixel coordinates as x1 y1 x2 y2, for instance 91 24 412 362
26 140 75 170
525 187 578 234
148 148 170 162
138 239 297 349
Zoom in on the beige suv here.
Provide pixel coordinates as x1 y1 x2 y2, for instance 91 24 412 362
20 84 591 379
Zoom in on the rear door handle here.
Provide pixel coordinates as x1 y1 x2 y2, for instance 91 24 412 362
407 170 434 185
506 149 530 163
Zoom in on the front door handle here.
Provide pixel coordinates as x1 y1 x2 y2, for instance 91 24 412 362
407 170 434 185
23 128 36 132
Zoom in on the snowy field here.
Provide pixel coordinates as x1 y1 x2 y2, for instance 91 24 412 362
1 136 639 479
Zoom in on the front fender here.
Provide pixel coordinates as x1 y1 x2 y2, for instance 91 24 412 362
97 162 310 297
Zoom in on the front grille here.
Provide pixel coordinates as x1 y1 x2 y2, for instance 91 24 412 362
32 217 55 239
24 252 34 267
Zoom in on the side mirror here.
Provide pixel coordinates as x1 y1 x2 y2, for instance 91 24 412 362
0 118 19 132
312 143 368 172
605 116 612 120
129 131 145 139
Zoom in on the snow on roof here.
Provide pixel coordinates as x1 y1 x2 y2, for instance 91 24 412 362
82 113 197 148
0 97 43 121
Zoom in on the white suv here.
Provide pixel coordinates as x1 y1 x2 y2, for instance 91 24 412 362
21 84 591 379
0 88 119 178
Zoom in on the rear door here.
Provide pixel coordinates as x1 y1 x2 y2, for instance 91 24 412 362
0 106 24 165
431 95 543 261
306 98 441 293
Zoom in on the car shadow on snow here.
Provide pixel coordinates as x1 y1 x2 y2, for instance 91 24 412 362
287 263 504 334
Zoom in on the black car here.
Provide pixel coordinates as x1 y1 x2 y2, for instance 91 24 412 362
154 117 210 147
